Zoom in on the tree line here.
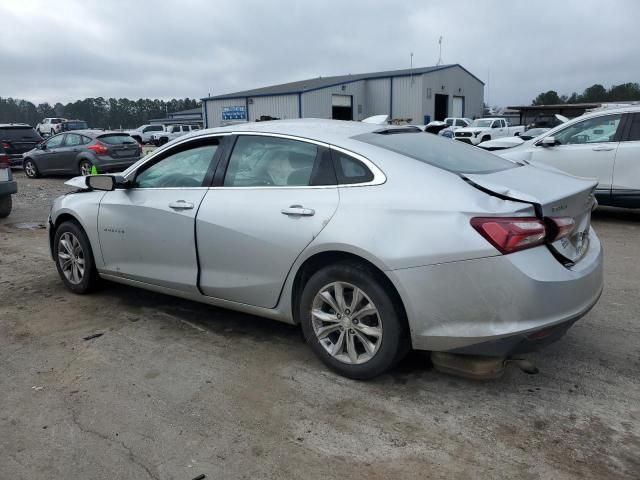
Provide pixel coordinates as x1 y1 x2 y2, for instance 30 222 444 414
532 82 640 106
0 97 201 129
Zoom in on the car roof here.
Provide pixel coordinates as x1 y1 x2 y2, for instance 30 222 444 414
60 129 129 137
191 118 397 144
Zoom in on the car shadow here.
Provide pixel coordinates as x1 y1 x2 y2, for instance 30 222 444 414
592 206 640 223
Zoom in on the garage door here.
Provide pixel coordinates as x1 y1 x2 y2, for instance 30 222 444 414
332 95 352 107
452 96 464 117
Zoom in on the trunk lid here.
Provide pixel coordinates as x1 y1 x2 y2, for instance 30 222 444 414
464 165 597 264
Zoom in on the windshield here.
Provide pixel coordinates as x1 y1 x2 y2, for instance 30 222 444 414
471 119 493 128
355 131 518 174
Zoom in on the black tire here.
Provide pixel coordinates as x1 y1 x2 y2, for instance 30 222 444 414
132 135 142 144
23 158 40 178
53 220 99 294
159 137 168 146
79 159 93 176
299 262 409 380
481 135 491 143
0 195 12 218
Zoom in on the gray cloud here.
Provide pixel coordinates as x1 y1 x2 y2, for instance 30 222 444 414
1 0 638 106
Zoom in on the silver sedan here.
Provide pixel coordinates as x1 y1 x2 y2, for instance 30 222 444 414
48 119 603 379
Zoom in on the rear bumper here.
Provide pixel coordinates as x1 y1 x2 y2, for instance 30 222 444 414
388 227 603 355
0 180 18 196
8 154 24 168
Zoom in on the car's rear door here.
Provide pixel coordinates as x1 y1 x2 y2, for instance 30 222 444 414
97 136 224 293
196 133 339 308
610 112 640 207
524 113 623 202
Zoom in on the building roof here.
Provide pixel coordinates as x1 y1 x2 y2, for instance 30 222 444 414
170 107 202 116
203 64 483 101
507 103 602 111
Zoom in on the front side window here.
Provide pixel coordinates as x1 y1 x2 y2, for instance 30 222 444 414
224 136 318 187
445 119 454 126
552 114 622 145
455 119 466 127
625 113 640 142
182 126 190 132
45 134 65 149
135 143 218 188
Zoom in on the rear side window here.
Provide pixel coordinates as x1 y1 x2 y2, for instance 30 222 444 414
65 134 83 146
355 131 518 174
0 127 40 141
224 135 318 187
182 126 190 132
625 113 640 142
332 150 373 184
99 134 138 145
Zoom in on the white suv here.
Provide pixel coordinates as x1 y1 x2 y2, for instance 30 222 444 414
36 118 67 136
150 124 200 146
500 105 640 208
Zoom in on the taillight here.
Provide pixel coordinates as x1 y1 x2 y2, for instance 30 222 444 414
87 142 108 155
546 217 576 242
1 142 10 149
0 154 10 168
471 217 546 254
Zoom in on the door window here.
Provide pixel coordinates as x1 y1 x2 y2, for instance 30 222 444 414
552 114 622 145
332 150 374 184
182 126 190 132
46 135 65 149
65 134 83 146
224 135 318 187
135 143 219 188
624 113 640 142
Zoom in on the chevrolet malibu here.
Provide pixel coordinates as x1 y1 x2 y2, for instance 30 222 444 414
48 119 603 379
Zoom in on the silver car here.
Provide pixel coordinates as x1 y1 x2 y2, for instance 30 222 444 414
48 120 603 379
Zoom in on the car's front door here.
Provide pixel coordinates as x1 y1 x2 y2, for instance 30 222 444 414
58 133 84 173
97 137 223 293
610 113 640 207
37 134 67 173
196 134 339 308
528 113 623 199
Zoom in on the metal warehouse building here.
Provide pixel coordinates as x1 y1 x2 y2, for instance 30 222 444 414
202 64 484 128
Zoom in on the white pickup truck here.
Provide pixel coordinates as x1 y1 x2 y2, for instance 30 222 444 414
36 118 67 136
453 118 525 145
124 124 167 144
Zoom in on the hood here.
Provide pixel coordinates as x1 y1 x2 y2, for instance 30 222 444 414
478 136 525 150
64 176 89 189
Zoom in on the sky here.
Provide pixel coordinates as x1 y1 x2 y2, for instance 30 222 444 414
1 0 638 107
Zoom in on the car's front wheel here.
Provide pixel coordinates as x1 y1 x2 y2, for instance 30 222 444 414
23 158 40 178
53 221 99 294
300 262 409 379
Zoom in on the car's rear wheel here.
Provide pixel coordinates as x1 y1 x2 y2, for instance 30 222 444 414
23 158 40 178
53 221 99 294
159 137 168 146
0 195 12 218
300 262 409 379
79 160 93 176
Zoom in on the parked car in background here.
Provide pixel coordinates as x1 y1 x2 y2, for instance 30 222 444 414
454 118 525 145
478 128 551 151
22 130 141 178
124 124 167 144
150 124 200 146
500 106 640 208
0 123 43 167
526 113 569 130
438 117 473 137
0 146 17 218
36 118 67 136
60 120 89 132
48 119 602 379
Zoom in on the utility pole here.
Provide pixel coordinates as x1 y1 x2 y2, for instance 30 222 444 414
436 36 443 66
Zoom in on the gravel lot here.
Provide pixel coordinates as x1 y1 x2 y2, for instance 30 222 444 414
1 171 639 480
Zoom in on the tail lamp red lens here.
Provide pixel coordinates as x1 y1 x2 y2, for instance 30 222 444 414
471 216 578 254
87 142 108 155
0 154 10 168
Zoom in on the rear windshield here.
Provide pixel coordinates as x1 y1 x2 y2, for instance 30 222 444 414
98 134 138 145
0 126 41 141
355 131 518 174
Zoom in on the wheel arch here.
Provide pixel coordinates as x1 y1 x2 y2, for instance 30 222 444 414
289 250 409 335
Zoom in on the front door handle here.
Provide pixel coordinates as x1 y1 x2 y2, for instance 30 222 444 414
169 200 194 210
281 205 315 216
592 145 615 151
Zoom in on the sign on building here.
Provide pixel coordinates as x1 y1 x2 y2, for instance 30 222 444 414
222 106 247 120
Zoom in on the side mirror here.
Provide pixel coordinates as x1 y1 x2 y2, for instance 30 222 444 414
38 143 46 150
541 136 557 147
86 175 116 191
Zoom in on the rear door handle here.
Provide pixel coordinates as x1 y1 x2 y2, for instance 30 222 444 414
169 200 194 210
281 205 315 216
592 145 615 151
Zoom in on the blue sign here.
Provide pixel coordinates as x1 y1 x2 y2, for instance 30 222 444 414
222 106 247 120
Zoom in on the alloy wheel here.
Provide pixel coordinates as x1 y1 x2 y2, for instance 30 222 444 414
311 281 383 364
24 161 36 177
57 232 85 285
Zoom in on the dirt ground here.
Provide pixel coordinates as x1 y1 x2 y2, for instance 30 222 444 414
1 171 639 480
